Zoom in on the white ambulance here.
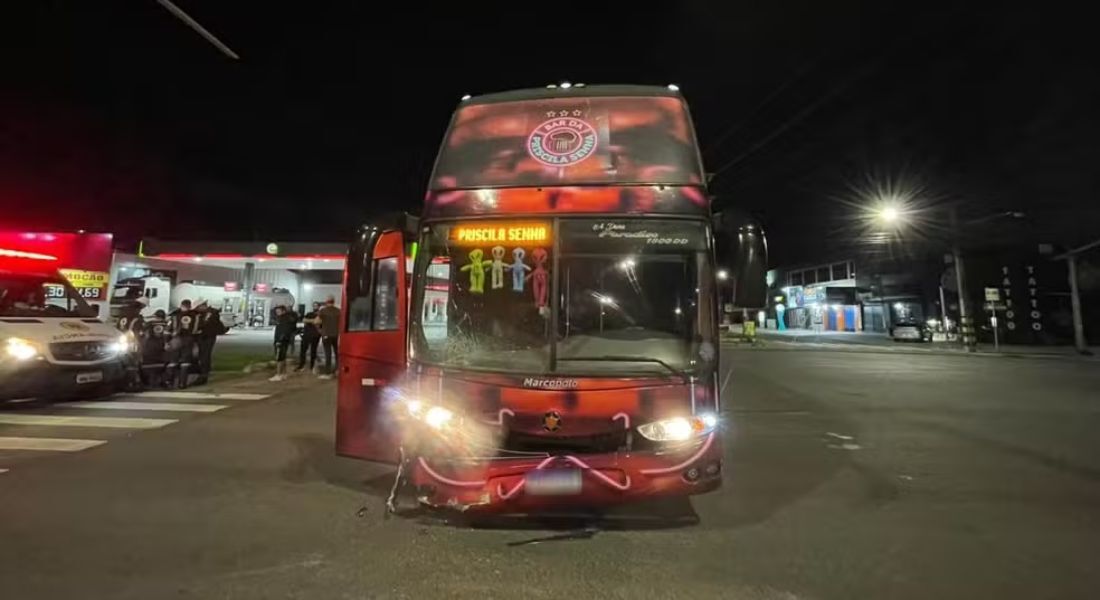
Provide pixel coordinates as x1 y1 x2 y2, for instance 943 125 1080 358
1 252 129 401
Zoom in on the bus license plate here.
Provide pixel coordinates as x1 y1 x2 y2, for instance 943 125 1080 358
75 371 103 384
525 469 582 496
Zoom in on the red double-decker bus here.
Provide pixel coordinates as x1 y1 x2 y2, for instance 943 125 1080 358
336 85 721 513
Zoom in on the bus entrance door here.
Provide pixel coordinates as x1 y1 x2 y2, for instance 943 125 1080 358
335 227 407 463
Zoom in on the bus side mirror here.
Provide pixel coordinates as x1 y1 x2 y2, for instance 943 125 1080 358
712 209 769 309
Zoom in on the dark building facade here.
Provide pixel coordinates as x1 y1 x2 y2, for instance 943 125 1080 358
766 244 1094 345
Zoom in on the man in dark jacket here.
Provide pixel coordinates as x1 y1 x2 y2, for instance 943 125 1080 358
269 304 298 382
295 301 322 373
192 298 227 385
317 296 340 379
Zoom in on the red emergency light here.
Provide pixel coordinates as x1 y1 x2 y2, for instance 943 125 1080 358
0 248 58 261
0 231 112 271
0 247 60 274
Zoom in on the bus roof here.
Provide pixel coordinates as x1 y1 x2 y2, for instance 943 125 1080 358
464 84 682 106
426 85 708 218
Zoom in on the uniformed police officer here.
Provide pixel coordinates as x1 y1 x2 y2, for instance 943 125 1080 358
167 299 197 389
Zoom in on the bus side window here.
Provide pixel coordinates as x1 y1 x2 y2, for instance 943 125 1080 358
345 248 374 332
372 257 399 331
420 259 450 344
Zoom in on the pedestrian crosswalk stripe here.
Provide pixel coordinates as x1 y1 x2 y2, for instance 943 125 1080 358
132 391 269 401
0 414 176 429
59 401 229 413
0 437 107 451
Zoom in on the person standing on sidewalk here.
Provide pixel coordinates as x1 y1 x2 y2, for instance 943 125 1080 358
317 295 340 379
270 304 298 382
295 301 322 373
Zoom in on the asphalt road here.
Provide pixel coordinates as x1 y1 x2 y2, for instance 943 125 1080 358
2 347 1099 599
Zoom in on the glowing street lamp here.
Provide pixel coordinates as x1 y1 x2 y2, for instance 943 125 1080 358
879 205 901 224
716 269 729 281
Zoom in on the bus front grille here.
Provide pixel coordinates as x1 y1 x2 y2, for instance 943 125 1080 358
500 430 629 456
50 341 114 362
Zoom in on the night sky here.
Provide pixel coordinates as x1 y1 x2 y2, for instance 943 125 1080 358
3 2 1097 264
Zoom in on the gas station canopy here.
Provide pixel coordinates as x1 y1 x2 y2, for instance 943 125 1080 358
139 239 346 270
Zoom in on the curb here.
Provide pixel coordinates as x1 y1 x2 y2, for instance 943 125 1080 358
723 339 1100 362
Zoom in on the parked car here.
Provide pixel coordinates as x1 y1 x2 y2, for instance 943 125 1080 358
890 319 931 342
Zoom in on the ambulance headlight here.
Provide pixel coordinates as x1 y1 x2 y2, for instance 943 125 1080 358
4 337 40 361
109 333 131 355
637 414 718 442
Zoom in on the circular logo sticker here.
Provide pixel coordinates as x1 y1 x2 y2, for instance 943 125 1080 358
60 321 90 332
542 410 562 432
527 117 598 167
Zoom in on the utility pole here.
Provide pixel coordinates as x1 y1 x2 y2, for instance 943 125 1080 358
1054 237 1099 355
949 206 977 352
1066 255 1086 353
938 283 949 333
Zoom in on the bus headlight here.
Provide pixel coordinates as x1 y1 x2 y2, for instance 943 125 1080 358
402 397 457 431
4 337 40 361
423 406 455 430
637 414 718 442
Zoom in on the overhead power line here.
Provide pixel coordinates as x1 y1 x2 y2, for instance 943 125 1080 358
702 58 819 157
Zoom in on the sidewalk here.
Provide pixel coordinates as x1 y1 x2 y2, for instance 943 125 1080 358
202 366 334 394
726 328 1099 361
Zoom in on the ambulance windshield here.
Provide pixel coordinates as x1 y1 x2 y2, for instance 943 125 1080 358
0 271 96 318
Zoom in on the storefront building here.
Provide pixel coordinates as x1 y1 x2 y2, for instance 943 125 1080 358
770 260 862 332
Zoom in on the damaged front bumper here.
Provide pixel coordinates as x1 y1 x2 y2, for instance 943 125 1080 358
407 433 722 512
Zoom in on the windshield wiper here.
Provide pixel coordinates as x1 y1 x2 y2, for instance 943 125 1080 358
557 355 686 378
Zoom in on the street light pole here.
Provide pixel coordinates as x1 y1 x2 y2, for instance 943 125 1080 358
156 0 241 60
872 200 1024 351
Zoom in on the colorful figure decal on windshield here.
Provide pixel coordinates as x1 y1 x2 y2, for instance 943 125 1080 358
509 247 531 292
460 248 489 294
530 247 549 308
489 245 506 289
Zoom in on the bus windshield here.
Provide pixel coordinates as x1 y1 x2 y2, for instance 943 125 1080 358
0 271 96 318
411 218 716 376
